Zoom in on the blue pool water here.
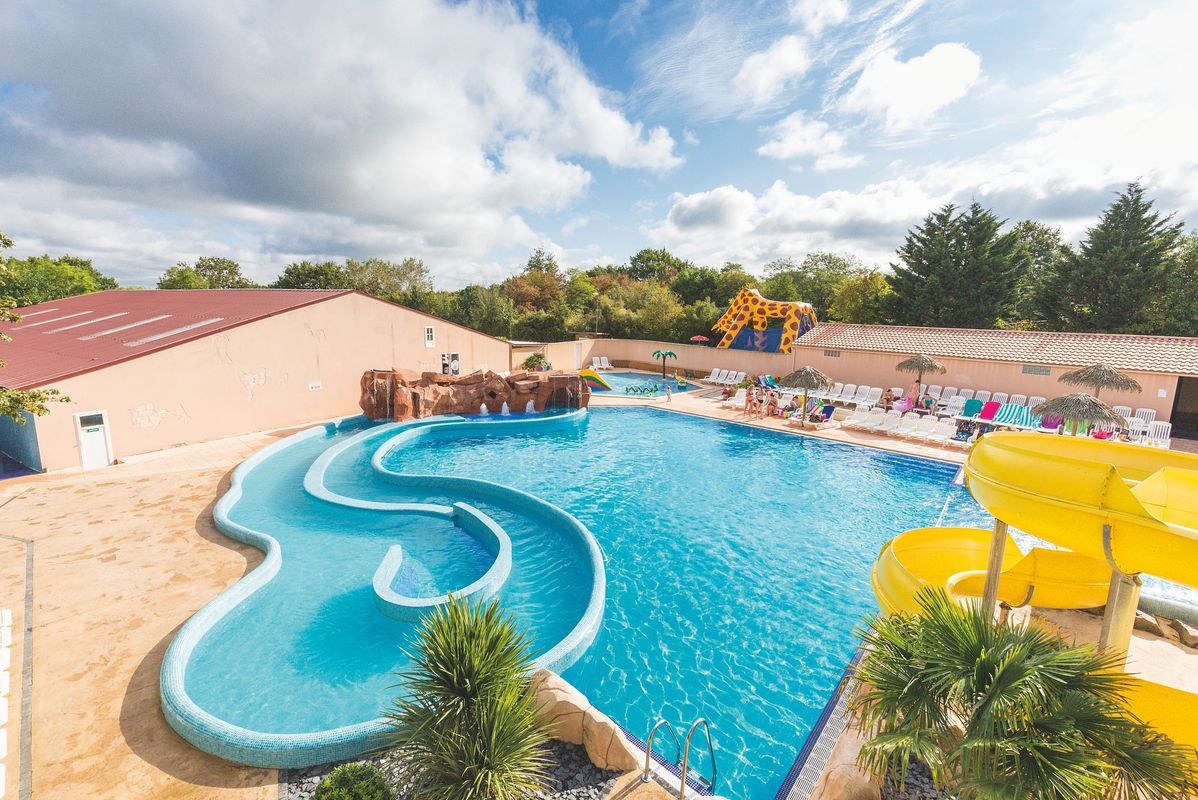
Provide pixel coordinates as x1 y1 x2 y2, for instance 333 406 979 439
595 371 699 396
175 406 999 798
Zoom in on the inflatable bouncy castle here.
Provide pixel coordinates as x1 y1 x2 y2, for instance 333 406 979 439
712 288 818 354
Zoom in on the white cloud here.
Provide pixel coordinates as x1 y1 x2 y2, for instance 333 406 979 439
609 0 650 38
757 111 863 171
734 35 812 108
0 0 679 287
683 128 701 146
789 0 848 36
840 43 981 132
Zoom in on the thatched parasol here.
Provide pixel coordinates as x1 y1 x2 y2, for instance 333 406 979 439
895 354 946 397
779 366 834 428
1058 363 1142 399
1033 393 1127 434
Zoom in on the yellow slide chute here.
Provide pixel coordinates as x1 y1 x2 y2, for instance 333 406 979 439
870 432 1198 749
871 527 1111 615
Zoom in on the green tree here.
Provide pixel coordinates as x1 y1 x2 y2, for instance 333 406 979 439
158 256 256 289
345 257 433 299
627 247 690 282
1148 231 1198 336
673 298 722 342
1010 220 1070 323
887 202 1028 327
156 265 209 289
761 252 858 319
511 309 568 342
1038 183 1184 333
0 230 70 422
564 269 597 310
0 254 119 306
271 261 352 289
850 588 1198 800
713 266 758 308
502 249 565 313
827 268 893 323
670 265 720 305
453 284 517 338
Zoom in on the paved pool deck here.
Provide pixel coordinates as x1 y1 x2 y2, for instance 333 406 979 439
1 395 1193 800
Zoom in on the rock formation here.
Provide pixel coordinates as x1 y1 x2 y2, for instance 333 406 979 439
530 669 640 772
359 368 590 421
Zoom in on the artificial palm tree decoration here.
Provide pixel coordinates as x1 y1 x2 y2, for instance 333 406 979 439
385 596 550 800
1058 363 1142 400
849 588 1198 800
652 349 677 378
1033 393 1127 435
895 354 946 398
779 366 834 428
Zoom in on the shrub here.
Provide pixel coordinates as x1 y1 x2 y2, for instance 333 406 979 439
386 596 550 800
313 763 394 800
521 352 547 371
848 588 1198 800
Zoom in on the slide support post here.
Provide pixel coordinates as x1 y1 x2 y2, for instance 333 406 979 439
1099 524 1141 665
981 519 1008 617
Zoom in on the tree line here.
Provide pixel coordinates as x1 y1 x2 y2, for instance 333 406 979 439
2 183 1196 347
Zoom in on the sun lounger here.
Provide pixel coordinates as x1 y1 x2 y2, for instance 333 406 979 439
1008 393 1027 407
700 368 722 382
937 387 959 407
990 392 1009 405
812 382 842 401
1112 404 1133 419
1134 408 1156 425
591 357 603 370
861 387 883 407
848 385 872 405
954 398 983 420
891 413 919 436
1027 396 1045 410
598 356 613 370
957 389 975 401
973 390 991 404
936 396 966 418
842 407 881 429
720 388 748 408
926 385 943 399
832 384 856 404
903 416 939 439
923 419 959 445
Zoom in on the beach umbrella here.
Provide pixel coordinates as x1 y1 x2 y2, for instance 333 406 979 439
1033 393 1127 435
895 354 946 397
779 366 834 428
651 349 677 378
1058 363 1142 400
689 335 710 344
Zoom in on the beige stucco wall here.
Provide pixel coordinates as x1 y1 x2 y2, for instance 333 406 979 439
585 338 1180 420
32 293 511 470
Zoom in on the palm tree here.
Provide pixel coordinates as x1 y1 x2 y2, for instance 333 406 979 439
848 588 1198 800
1058 363 1142 400
895 354 946 398
779 366 834 428
652 349 677 378
385 597 550 800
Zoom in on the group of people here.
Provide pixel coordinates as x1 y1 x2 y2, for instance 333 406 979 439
877 386 937 414
719 385 832 423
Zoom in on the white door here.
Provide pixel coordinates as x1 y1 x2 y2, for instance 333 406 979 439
75 411 112 470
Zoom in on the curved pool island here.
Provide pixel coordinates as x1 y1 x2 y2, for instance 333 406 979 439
160 409 605 768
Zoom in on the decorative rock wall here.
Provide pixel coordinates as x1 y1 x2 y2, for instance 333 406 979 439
531 668 641 773
359 368 590 421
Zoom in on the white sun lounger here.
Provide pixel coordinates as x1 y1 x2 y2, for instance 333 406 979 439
923 419 959 445
721 388 747 408
903 416 939 439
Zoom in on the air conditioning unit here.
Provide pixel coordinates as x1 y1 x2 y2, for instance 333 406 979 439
441 352 461 376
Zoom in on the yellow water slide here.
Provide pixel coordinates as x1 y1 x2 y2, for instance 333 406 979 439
871 432 1198 749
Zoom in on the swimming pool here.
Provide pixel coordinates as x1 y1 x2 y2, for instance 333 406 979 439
164 406 999 797
593 370 700 396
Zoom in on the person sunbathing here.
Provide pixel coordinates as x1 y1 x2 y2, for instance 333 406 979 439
763 391 779 418
880 388 896 410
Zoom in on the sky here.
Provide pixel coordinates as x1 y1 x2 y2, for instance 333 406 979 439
1 0 1196 289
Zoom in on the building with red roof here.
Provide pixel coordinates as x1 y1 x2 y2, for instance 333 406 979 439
0 290 511 471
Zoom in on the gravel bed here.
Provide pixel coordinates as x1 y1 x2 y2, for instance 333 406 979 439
280 740 622 800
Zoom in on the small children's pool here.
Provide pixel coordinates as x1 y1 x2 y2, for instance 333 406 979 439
593 370 700 396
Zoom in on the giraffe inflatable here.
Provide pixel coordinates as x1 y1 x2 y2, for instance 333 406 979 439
711 288 818 354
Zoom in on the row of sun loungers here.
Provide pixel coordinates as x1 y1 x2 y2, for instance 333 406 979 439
590 356 614 370
702 368 746 386
842 409 971 448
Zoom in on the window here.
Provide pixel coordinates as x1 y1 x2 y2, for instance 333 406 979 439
1022 364 1052 376
424 326 435 348
824 349 841 358
78 413 105 427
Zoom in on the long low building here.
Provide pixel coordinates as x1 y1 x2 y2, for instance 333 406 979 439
0 290 511 471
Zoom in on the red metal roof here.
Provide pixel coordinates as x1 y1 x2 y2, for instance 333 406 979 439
797 323 1198 376
0 289 352 389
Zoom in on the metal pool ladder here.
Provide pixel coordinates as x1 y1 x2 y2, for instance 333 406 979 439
642 717 717 799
